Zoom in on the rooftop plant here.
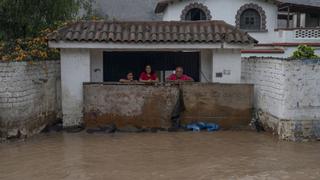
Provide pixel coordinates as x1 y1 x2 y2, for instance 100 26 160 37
291 45 319 59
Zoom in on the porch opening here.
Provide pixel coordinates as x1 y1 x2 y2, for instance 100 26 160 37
103 51 200 82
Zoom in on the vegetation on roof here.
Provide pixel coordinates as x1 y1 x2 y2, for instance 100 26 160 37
291 45 319 59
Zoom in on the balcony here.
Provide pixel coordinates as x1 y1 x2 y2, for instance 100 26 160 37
275 28 320 43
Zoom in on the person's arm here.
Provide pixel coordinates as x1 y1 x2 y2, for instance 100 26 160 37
166 78 174 82
152 77 159 83
139 79 151 83
185 77 194 82
182 75 194 82
119 79 129 83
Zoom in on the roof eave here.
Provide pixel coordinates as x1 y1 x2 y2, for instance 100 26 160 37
48 41 255 50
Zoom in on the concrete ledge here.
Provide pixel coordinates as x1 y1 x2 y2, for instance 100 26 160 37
181 83 253 129
259 111 320 141
84 83 254 130
84 84 180 129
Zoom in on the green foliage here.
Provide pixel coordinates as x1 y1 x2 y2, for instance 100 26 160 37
0 28 60 61
291 45 319 59
0 0 96 40
0 0 98 61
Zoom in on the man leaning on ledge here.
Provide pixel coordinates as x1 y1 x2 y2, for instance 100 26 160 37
166 66 194 83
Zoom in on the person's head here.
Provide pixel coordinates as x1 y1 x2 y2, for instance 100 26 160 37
175 66 184 78
145 65 152 74
127 72 134 80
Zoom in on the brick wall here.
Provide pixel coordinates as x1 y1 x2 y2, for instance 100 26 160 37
242 58 320 141
0 60 61 139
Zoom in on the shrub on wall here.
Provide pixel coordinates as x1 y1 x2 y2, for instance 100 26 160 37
291 45 319 59
0 28 60 62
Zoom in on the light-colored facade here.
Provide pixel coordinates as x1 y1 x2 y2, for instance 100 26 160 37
49 20 255 127
161 0 278 44
49 0 320 128
53 47 247 127
156 0 320 57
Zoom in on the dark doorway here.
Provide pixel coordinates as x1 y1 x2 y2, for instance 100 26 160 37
103 51 200 82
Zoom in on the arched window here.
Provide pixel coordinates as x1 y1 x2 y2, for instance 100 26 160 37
185 8 207 21
240 9 261 30
235 3 267 31
181 3 212 21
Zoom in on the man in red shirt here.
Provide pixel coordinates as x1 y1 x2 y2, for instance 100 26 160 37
167 66 194 82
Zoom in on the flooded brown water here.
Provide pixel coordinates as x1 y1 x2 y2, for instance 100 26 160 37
1 131 320 180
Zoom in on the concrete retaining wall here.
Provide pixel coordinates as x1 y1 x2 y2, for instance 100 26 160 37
181 83 253 128
0 60 61 139
242 58 320 141
84 83 180 129
83 83 253 130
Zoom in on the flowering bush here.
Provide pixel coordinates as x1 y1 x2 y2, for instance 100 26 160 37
0 28 59 62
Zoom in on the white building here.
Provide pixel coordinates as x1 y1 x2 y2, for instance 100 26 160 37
155 0 320 57
49 20 256 126
48 0 320 127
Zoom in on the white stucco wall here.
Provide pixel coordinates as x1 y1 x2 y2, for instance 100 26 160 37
241 58 285 118
212 49 242 83
162 0 278 44
90 50 104 82
242 58 320 140
60 49 91 127
0 60 61 138
200 50 213 82
282 60 320 121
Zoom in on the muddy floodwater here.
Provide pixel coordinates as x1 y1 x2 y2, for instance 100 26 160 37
1 131 320 180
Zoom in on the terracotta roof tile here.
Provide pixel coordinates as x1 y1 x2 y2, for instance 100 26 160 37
48 20 257 44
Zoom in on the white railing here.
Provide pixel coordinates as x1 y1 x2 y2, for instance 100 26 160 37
275 28 320 43
294 29 320 39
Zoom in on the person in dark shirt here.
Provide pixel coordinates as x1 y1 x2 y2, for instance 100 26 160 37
119 72 137 83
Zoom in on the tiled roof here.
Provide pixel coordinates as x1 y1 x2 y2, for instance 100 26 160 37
48 20 257 44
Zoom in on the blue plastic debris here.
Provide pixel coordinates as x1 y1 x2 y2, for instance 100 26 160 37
206 123 220 132
186 124 201 132
186 122 220 132
196 122 207 129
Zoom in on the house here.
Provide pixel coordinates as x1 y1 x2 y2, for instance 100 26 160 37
49 20 256 126
48 0 320 127
155 0 320 57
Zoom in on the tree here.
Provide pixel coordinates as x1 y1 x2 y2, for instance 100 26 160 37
0 0 90 40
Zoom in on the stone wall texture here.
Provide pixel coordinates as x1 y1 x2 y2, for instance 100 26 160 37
242 58 320 141
0 60 61 139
